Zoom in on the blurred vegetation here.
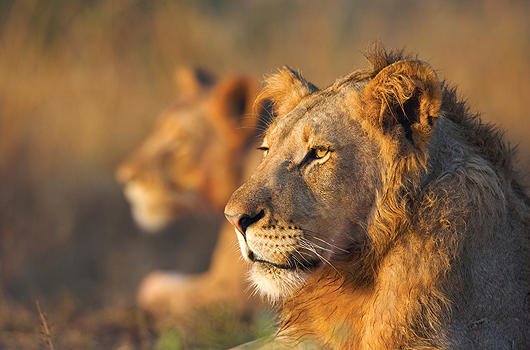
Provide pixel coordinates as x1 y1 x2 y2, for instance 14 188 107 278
0 0 529 348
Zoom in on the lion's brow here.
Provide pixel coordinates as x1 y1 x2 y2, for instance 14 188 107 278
265 111 307 145
301 123 314 143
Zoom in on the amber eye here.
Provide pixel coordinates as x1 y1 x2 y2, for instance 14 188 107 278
314 148 329 159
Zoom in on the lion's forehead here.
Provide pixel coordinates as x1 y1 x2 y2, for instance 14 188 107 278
161 106 211 132
265 115 357 157
267 97 353 147
154 110 215 146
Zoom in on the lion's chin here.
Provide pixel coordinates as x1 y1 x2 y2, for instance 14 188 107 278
249 261 313 302
123 183 173 232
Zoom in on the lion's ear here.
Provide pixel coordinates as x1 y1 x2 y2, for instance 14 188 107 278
362 60 442 148
210 76 261 133
174 67 215 98
256 66 319 116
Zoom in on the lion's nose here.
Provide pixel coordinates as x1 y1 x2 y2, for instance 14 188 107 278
115 162 138 184
225 210 264 235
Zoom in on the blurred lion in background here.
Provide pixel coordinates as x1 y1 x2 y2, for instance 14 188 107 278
225 45 530 349
116 68 266 319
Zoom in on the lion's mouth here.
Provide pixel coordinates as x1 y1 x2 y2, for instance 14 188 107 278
252 255 321 271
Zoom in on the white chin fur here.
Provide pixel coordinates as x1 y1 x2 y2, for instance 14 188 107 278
249 263 308 303
124 183 172 232
235 228 309 302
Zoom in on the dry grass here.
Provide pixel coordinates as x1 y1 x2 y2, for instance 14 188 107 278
37 301 56 350
0 0 529 348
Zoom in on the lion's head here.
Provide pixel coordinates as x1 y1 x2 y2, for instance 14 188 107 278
225 49 442 301
116 68 262 231
225 46 530 349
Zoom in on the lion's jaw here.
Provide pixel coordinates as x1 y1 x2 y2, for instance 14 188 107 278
123 182 172 232
123 181 202 232
234 223 324 302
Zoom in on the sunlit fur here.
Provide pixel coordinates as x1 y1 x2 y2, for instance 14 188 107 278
225 45 530 349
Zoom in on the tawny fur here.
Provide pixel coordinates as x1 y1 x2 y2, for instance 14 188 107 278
226 45 530 349
257 66 319 117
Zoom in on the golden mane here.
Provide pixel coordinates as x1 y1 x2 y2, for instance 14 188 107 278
274 47 520 348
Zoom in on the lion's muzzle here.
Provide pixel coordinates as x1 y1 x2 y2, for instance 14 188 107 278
225 209 265 237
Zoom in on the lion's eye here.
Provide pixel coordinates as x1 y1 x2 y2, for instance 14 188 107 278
311 148 330 160
258 146 269 157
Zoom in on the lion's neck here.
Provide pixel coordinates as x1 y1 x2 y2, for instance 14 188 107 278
278 272 370 349
277 257 449 350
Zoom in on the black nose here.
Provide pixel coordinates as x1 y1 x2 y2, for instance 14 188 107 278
225 210 265 235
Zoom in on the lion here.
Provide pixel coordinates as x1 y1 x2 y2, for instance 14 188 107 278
116 67 266 318
225 46 530 349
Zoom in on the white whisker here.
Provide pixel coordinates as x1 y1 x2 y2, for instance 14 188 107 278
299 237 339 274
311 235 349 253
